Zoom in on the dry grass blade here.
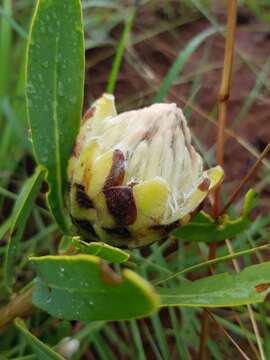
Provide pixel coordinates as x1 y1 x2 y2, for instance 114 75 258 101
206 309 252 360
0 288 33 330
221 142 270 215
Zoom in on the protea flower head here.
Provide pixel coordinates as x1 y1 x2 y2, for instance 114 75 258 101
68 94 223 248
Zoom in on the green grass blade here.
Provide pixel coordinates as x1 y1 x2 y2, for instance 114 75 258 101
0 0 12 103
4 166 46 290
150 314 170 360
130 320 147 360
0 7 27 39
106 7 136 94
153 27 217 103
154 243 270 286
15 319 64 360
232 57 270 127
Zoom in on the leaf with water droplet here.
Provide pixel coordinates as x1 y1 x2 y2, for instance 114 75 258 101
31 254 159 321
26 0 85 233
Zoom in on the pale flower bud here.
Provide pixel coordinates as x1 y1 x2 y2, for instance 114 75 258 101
68 94 223 247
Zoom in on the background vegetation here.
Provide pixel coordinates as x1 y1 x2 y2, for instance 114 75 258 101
0 0 270 359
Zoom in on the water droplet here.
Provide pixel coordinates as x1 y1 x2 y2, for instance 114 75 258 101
58 81 64 97
69 96 76 104
59 267 65 277
27 83 35 94
41 61 49 68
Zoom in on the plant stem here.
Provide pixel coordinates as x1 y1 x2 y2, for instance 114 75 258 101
199 1 237 359
213 0 237 217
0 288 33 331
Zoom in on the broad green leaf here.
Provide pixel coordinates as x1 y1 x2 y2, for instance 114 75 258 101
15 319 64 360
26 0 85 232
153 27 217 102
4 166 46 290
173 189 256 243
73 238 130 263
158 262 270 307
31 255 159 321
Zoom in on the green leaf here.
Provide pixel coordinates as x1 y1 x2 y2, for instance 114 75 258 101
173 189 256 243
4 166 46 290
73 238 130 263
158 262 270 307
26 0 85 232
15 318 64 360
153 27 217 103
31 255 159 321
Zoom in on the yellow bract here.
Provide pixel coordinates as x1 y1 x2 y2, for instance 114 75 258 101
207 166 224 191
88 150 114 198
94 192 114 228
132 178 170 229
71 141 98 185
91 93 117 123
183 165 224 217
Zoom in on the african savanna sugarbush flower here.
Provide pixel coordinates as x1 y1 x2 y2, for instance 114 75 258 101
68 94 223 247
